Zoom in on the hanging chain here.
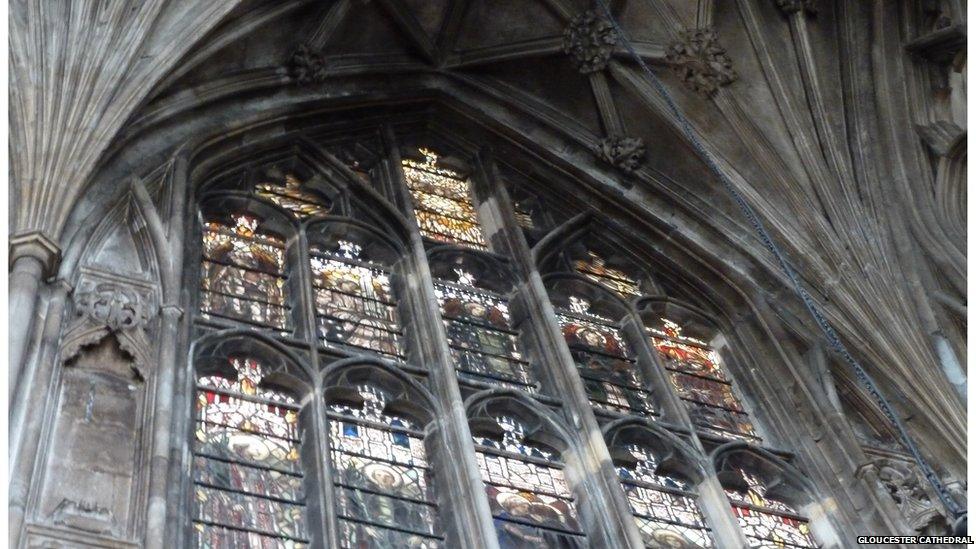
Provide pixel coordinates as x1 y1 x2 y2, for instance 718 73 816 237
593 0 962 518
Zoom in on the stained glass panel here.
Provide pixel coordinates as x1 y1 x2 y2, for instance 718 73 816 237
616 444 713 548
310 242 403 359
474 417 586 547
437 280 536 391
557 309 653 416
404 148 488 249
256 173 331 218
573 251 642 297
328 386 443 547
200 216 289 329
726 470 816 548
192 357 307 547
650 319 758 441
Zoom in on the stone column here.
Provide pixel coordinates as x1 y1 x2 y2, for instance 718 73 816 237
8 231 60 404
382 127 500 549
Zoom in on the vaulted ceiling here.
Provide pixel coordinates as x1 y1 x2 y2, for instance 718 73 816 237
10 0 967 472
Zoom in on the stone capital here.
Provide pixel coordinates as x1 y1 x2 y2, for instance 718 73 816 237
9 231 61 278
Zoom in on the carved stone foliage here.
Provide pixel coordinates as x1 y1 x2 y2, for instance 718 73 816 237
61 269 158 376
563 10 618 74
774 0 817 15
288 44 327 84
666 28 737 98
859 458 952 535
597 135 646 174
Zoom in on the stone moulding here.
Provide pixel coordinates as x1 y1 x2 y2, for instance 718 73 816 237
563 10 619 74
666 27 737 98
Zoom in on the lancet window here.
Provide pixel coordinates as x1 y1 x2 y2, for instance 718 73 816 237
403 148 488 250
724 468 816 548
649 317 756 441
614 443 713 548
199 213 290 331
192 355 307 547
310 239 402 359
327 385 442 547
434 268 535 392
573 250 642 297
555 295 653 415
473 415 585 547
255 171 331 219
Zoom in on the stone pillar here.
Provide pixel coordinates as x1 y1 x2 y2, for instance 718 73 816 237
8 231 60 404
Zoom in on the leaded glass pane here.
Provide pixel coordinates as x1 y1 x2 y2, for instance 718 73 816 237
616 444 712 548
726 470 816 548
200 216 289 329
557 309 653 415
310 243 403 359
329 386 443 546
573 251 641 297
650 319 757 440
256 173 330 218
404 148 488 249
436 280 536 391
192 357 306 547
474 417 586 547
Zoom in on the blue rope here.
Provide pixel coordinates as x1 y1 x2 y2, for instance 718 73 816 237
593 0 962 519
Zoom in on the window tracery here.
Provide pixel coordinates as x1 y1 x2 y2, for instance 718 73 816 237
473 416 585 547
649 318 757 441
255 173 331 219
435 269 536 392
615 443 713 548
327 384 443 548
199 214 290 330
310 239 403 359
403 148 488 250
555 296 653 415
192 355 307 547
724 468 816 548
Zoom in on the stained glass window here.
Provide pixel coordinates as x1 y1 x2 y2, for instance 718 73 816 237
556 297 653 415
616 444 713 548
474 416 586 548
328 385 443 548
573 251 642 297
310 240 403 359
649 319 757 441
435 270 536 392
725 469 817 548
192 356 307 547
200 215 290 330
403 148 488 250
256 173 331 219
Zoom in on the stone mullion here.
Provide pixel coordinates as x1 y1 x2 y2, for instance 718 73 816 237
618 316 692 427
472 151 643 549
380 126 500 549
295 225 341 548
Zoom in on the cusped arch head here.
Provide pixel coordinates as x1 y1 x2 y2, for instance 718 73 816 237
191 329 314 400
711 442 818 511
603 417 707 485
637 297 721 343
427 245 516 294
465 388 573 456
305 216 406 266
543 272 633 322
197 191 298 243
321 356 439 428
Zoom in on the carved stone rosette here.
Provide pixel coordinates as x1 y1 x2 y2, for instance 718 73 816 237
774 0 817 15
666 28 737 98
61 269 158 377
597 135 646 174
288 44 327 84
563 10 618 74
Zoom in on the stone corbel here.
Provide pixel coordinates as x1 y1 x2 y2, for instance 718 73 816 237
9 230 61 278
